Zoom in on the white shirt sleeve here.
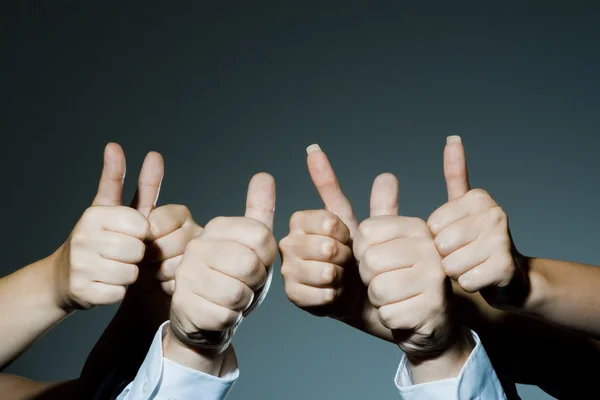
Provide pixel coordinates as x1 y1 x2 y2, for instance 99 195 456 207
114 321 238 400
394 330 508 400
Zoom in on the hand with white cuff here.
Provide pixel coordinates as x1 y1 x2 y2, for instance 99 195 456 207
164 173 277 375
353 174 474 384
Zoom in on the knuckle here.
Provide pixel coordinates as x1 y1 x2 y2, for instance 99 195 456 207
283 281 304 305
226 282 252 310
322 288 337 303
204 216 226 232
69 257 86 273
70 232 88 248
377 306 397 329
279 259 293 279
111 286 127 302
172 204 191 216
357 219 374 238
133 240 146 261
321 239 338 261
289 211 305 230
321 215 339 237
184 237 204 254
69 276 86 296
159 258 178 281
126 264 140 283
442 262 460 280
410 217 430 237
469 188 490 200
161 280 175 296
278 235 293 253
458 275 478 293
488 206 507 224
253 223 272 246
367 277 387 306
321 265 337 285
82 207 100 222
361 247 379 277
215 309 241 330
457 270 480 293
240 252 261 279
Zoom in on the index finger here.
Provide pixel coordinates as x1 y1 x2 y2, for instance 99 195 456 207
130 151 164 218
306 144 357 236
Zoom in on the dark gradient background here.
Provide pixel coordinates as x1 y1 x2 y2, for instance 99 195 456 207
2 2 600 399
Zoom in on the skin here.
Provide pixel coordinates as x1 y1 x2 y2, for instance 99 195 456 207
79 172 278 398
431 136 600 339
281 145 474 383
0 143 164 397
281 142 600 398
164 172 278 373
353 175 474 383
1 146 278 398
79 203 202 396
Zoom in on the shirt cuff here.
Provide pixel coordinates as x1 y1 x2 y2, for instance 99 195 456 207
116 321 238 400
394 330 507 400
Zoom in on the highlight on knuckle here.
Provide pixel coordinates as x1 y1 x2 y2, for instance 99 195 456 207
377 305 397 329
321 238 338 261
470 188 490 200
226 282 251 309
357 219 374 238
241 252 261 279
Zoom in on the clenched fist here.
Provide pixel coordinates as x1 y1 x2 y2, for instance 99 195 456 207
168 173 277 354
280 145 392 342
54 143 164 310
428 136 528 309
353 176 456 358
145 204 203 295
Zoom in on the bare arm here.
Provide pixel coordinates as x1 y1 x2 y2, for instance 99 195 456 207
0 252 70 370
454 283 600 400
0 375 79 400
517 257 600 338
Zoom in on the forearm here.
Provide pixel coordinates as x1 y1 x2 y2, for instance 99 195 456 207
0 252 69 370
516 257 600 338
453 282 600 398
0 375 79 400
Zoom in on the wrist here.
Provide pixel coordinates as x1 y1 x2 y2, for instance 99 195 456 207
479 251 533 311
406 326 474 384
163 324 232 377
518 256 551 317
47 246 76 315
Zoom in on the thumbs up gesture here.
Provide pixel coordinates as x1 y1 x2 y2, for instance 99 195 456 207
54 143 163 311
352 174 457 357
427 136 528 309
167 173 277 353
280 145 391 341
